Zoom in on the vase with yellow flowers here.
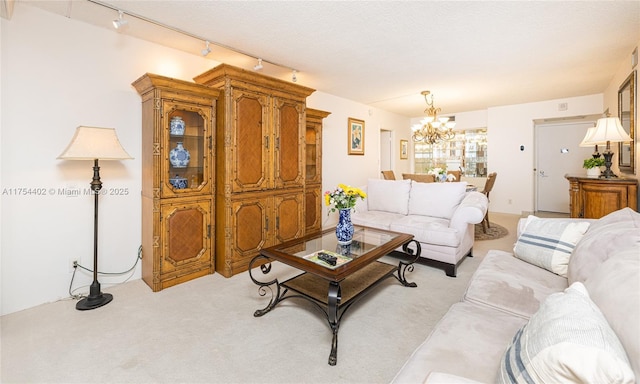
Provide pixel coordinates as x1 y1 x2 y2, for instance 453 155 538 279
324 183 367 245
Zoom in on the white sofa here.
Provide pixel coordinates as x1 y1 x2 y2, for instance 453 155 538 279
392 207 640 383
352 179 488 277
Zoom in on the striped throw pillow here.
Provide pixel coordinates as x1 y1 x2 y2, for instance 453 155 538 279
498 282 635 384
513 216 590 277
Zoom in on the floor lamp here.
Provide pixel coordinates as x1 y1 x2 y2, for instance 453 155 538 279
584 116 632 179
58 126 133 310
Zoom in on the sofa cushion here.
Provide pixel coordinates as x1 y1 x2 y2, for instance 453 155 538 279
391 301 528 384
351 210 405 231
390 215 460 247
498 282 635 384
513 215 590 277
568 208 640 284
408 181 467 219
583 248 640 377
463 250 567 319
366 179 411 215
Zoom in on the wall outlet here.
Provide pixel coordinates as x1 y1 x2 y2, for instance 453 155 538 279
508 199 513 204
68 258 79 273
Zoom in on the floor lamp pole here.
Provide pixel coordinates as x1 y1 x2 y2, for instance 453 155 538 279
76 159 113 310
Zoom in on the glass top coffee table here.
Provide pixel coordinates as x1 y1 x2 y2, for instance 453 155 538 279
249 225 421 365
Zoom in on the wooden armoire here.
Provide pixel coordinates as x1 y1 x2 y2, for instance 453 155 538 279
305 108 331 234
132 74 219 291
193 65 316 277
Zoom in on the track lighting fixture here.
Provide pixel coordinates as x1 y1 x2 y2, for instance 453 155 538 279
254 58 263 71
112 10 128 29
201 41 211 56
90 1 300 83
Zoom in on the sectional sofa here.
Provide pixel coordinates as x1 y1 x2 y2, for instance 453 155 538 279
392 207 640 383
352 179 488 277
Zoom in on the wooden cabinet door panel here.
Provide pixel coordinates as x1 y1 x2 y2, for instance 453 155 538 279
232 90 270 192
231 198 269 257
274 192 304 244
273 98 304 188
581 184 629 219
161 100 213 198
305 187 322 233
160 200 211 276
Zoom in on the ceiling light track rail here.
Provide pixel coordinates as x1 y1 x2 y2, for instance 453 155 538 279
86 0 299 78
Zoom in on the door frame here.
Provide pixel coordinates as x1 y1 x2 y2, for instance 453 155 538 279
533 114 600 213
379 129 393 176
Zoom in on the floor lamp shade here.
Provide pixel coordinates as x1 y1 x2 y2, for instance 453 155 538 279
58 126 133 160
58 126 132 310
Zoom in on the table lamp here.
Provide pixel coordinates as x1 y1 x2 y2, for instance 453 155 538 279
584 116 632 178
58 126 133 310
579 126 605 159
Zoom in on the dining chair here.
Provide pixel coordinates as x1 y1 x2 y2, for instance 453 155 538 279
381 170 396 180
446 170 462 182
481 172 497 233
402 173 435 183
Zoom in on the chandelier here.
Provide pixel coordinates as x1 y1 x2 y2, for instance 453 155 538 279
411 91 456 144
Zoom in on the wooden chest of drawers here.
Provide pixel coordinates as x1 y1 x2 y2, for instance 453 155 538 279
565 174 638 219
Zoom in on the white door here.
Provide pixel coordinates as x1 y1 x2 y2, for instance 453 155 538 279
380 130 392 173
535 121 595 213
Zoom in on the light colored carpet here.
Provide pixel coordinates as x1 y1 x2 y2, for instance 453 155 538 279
0 213 520 384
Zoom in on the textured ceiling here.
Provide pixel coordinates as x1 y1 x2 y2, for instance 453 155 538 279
22 0 640 117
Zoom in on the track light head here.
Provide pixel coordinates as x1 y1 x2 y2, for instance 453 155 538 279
113 10 128 29
201 41 211 56
292 70 297 83
253 58 264 71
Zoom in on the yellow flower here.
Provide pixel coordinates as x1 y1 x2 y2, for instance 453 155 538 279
324 183 366 214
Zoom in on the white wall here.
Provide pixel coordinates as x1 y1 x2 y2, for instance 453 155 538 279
307 92 411 226
603 37 639 179
485 95 604 214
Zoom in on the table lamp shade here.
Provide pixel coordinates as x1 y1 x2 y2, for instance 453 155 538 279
579 127 606 147
588 117 632 144
58 126 133 160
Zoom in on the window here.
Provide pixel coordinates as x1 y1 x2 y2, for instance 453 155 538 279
414 128 487 177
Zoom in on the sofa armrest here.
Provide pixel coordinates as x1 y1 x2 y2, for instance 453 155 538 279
449 191 488 230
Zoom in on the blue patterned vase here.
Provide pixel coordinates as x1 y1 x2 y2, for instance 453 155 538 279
437 173 447 182
170 116 185 136
169 142 190 168
335 208 354 245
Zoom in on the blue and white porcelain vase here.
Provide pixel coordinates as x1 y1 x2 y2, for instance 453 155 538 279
335 208 355 245
170 116 185 136
169 174 188 189
169 142 190 168
437 173 447 182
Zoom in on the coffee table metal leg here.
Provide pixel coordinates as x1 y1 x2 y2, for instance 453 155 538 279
327 281 341 365
249 255 286 317
396 240 421 287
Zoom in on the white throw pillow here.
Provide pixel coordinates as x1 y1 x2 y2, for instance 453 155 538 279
498 282 635 384
408 181 467 219
513 216 590 277
366 179 411 215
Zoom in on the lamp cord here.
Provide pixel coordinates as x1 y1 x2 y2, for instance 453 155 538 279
68 245 143 300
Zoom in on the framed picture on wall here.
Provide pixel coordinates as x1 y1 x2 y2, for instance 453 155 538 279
348 117 365 155
400 139 408 159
